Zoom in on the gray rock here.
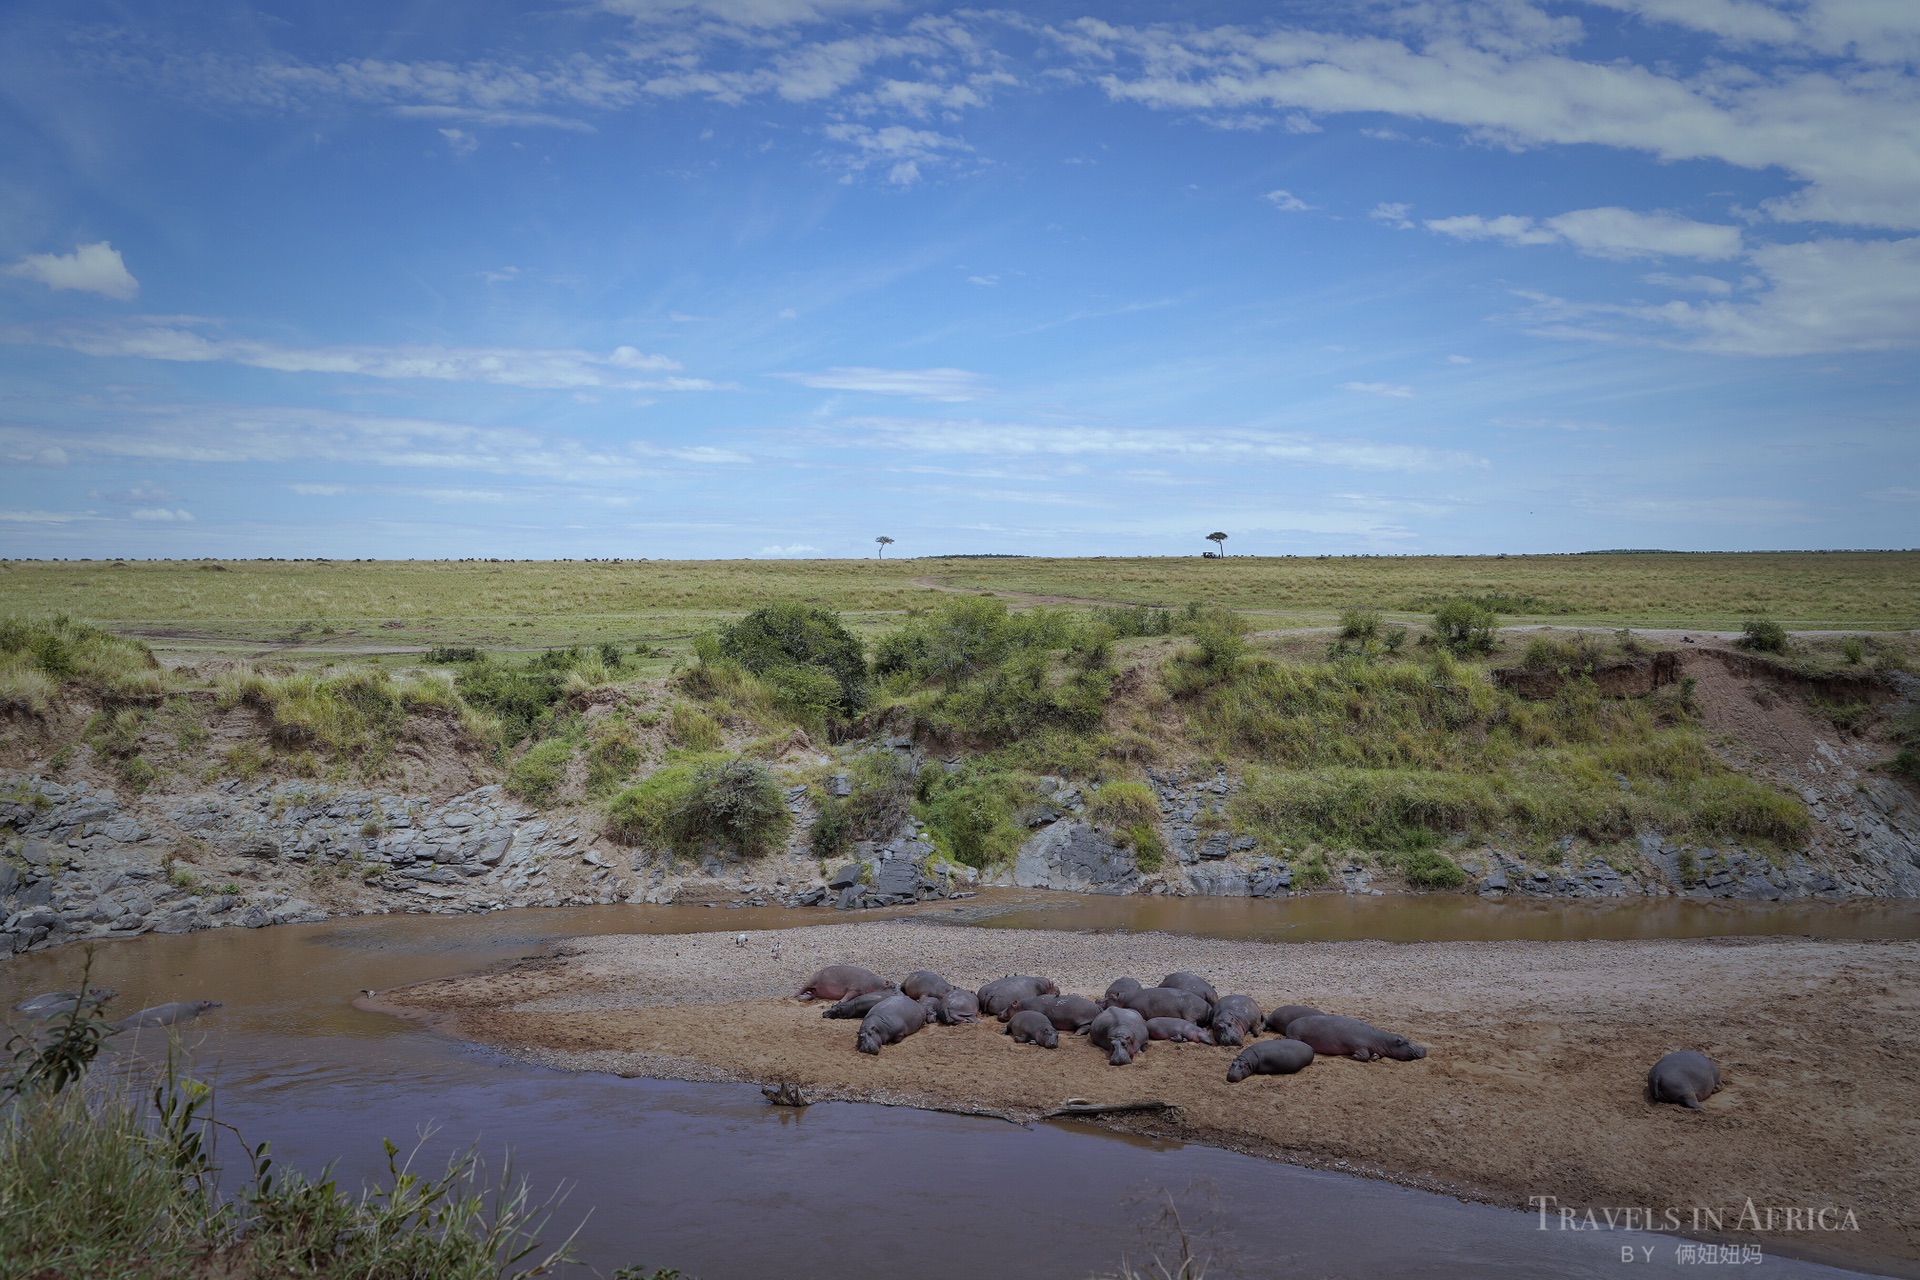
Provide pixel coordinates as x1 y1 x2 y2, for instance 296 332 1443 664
871 859 921 897
827 862 865 890
826 774 852 797
20 839 52 867
1013 821 1138 893
1197 832 1232 861
1480 869 1509 892
1189 865 1249 896
0 863 16 898
103 820 148 843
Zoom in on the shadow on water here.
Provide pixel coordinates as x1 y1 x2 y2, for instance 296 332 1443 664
2 900 1907 1279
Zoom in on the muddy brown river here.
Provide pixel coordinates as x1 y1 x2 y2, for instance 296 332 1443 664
4 893 1913 1279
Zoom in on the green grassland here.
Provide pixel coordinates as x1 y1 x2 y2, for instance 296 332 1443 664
0 552 1915 658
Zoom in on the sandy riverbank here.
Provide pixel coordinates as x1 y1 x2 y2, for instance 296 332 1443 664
377 922 1920 1272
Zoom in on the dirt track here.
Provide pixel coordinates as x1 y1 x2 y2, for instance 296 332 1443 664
379 922 1920 1272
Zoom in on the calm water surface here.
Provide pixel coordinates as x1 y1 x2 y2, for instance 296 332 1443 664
2 896 1910 1279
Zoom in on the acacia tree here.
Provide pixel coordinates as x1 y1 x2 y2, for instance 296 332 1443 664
875 535 895 559
1206 532 1228 557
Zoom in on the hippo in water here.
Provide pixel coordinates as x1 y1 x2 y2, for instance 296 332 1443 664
1115 986 1211 1025
1227 1038 1315 1082
1004 1010 1059 1049
1145 1017 1215 1045
1263 1004 1324 1036
821 988 899 1019
1209 995 1262 1047
856 994 931 1055
1159 972 1218 1007
1285 1014 1425 1062
795 965 891 1002
1088 1006 1150 1066
114 1000 221 1031
1103 977 1143 1005
901 970 953 1001
935 988 980 1025
1647 1051 1722 1110
977 975 1058 1018
13 988 116 1017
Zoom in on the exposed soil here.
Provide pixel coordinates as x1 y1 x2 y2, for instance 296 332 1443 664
378 922 1920 1273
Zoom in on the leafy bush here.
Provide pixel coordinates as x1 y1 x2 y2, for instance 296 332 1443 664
425 646 482 664
1393 848 1468 889
1520 632 1604 673
667 703 722 751
1338 607 1381 644
1735 618 1788 654
1161 605 1249 695
1090 781 1160 828
717 603 867 715
507 739 572 804
1431 599 1496 655
1093 605 1174 638
809 798 852 858
585 720 643 796
1121 822 1165 872
0 615 164 710
605 757 789 857
918 764 1031 869
1841 636 1866 665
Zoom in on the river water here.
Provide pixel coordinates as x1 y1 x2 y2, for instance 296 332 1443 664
3 895 1912 1279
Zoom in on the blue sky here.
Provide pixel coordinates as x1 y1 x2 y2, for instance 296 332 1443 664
2 0 1917 559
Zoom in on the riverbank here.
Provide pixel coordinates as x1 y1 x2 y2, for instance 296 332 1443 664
378 923 1920 1275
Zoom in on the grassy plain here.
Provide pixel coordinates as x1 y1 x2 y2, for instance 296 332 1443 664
0 552 1915 658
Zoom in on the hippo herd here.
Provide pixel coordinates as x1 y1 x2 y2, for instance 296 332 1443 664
9 988 222 1033
793 963 1427 1082
792 962 1723 1107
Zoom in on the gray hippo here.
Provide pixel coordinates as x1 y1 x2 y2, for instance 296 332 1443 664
1004 1010 1059 1049
1115 986 1211 1024
114 999 221 1031
1263 1004 1324 1036
13 988 116 1017
855 994 931 1055
1088 1006 1151 1066
795 965 891 1002
1159 972 1218 1007
935 988 980 1025
1145 1017 1215 1044
1228 1038 1315 1082
1209 995 1262 1047
821 987 899 1019
1647 1051 1722 1110
977 975 1058 1018
1286 1014 1425 1061
1103 977 1143 1004
901 970 953 1000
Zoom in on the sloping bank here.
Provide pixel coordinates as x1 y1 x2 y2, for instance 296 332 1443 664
373 921 1920 1275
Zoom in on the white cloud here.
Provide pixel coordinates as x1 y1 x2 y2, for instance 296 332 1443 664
1643 272 1734 295
438 127 478 155
820 122 971 182
1524 235 1920 355
7 323 714 392
1425 207 1743 259
1866 486 1920 502
1446 354 1473 364
1370 202 1414 230
0 510 92 523
131 507 194 521
967 274 999 285
289 483 347 495
759 542 821 555
1343 381 1415 398
6 242 139 300
1263 188 1315 212
783 366 986 400
1585 0 1920 65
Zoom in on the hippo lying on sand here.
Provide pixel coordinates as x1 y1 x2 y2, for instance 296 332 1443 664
1285 1014 1425 1062
902 971 953 1000
1647 1051 1722 1110
1005 994 1101 1032
1114 986 1211 1024
1159 972 1218 1006
795 965 891 1003
1145 1017 1214 1044
856 994 931 1055
1228 1039 1314 1082
1005 1010 1059 1049
1209 995 1262 1047
1263 1005 1323 1036
1088 1007 1150 1066
935 989 980 1025
978 975 1058 1017
822 988 899 1019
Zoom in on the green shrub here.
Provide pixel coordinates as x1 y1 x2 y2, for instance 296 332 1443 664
1841 636 1866 665
1297 852 1332 886
1338 607 1381 644
1887 748 1919 783
0 614 165 705
1394 848 1467 889
667 703 722 751
585 720 643 796
508 739 573 804
1736 618 1788 654
1684 774 1810 844
1676 848 1699 885
1090 781 1160 828
809 798 852 858
1122 822 1165 872
1431 599 1497 655
605 757 789 858
454 658 569 744
717 603 867 714
425 645 482 664
1234 768 1499 851
1093 605 1174 638
918 764 1031 869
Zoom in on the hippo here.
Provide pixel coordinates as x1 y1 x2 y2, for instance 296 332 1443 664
1145 1017 1215 1045
935 988 980 1025
1103 977 1143 1005
1285 1014 1425 1061
821 987 899 1019
114 1000 221 1031
1227 1038 1315 1082
902 970 953 1000
1647 1051 1722 1110
1033 994 1103 1033
1004 1010 1059 1049
795 965 891 1003
1088 1006 1150 1066
977 975 1058 1018
13 988 116 1017
1209 995 1262 1047
1263 1004 1325 1036
1159 972 1218 1007
1116 986 1212 1024
855 994 931 1055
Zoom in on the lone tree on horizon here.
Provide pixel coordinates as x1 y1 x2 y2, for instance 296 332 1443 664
1206 531 1228 557
876 535 895 559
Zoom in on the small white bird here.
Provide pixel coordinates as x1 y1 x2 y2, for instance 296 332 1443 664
771 940 783 959
734 932 748 948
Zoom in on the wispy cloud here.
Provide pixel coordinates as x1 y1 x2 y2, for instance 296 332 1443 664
782 366 986 400
1425 207 1743 260
131 507 195 521
1343 381 1414 398
0 509 94 524
758 542 821 555
6 242 139 300
7 323 715 392
1263 189 1315 212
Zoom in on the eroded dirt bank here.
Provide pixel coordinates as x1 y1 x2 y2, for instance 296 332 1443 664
378 922 1920 1273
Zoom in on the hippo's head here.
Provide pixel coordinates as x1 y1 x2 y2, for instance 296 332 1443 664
1214 1024 1245 1047
1108 1042 1133 1066
1226 1057 1253 1083
1191 1027 1217 1046
855 1029 883 1055
1381 1035 1426 1061
195 1000 223 1014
